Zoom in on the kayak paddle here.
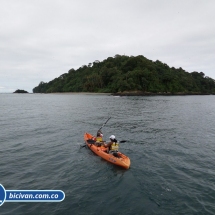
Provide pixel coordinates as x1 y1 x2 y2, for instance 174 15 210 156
80 140 126 148
80 139 94 148
98 117 111 132
80 117 111 149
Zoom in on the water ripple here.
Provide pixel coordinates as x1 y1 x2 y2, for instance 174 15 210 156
1 94 215 214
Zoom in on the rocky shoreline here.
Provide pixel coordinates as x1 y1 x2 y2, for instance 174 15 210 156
32 91 214 96
111 91 215 96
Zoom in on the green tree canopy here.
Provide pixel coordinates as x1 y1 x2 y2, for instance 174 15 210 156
33 55 215 94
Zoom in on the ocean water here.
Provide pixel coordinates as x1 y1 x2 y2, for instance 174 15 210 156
0 93 215 215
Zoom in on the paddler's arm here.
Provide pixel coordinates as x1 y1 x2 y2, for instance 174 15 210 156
103 142 109 147
103 142 112 150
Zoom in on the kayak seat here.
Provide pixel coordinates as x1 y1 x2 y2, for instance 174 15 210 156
112 152 121 158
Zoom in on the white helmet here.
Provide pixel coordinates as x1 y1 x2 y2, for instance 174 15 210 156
109 135 115 140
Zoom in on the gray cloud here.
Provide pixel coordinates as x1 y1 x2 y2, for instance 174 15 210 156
0 0 215 92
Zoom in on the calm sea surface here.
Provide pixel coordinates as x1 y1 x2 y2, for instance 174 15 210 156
0 94 215 215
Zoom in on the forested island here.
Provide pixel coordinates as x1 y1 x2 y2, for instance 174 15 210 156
33 55 215 95
13 89 28 93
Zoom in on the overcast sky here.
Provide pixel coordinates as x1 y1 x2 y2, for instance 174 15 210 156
1 0 215 93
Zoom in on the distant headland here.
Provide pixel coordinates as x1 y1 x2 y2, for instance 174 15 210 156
13 89 29 93
32 54 215 95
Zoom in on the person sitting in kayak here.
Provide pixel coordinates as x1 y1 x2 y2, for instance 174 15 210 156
103 135 120 157
94 130 104 146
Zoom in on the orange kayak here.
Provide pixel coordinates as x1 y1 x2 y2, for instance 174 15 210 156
84 132 130 169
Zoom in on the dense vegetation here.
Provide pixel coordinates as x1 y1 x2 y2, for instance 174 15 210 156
13 89 28 93
33 55 215 94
